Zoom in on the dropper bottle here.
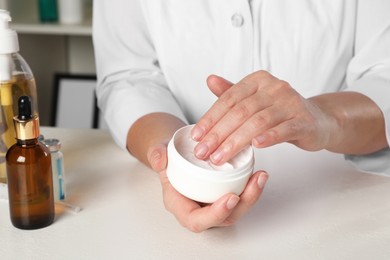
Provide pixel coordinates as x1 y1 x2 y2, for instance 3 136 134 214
6 96 54 230
0 9 39 183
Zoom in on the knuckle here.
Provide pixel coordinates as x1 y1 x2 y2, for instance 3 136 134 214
274 80 294 97
222 217 236 226
240 190 261 208
218 91 236 109
250 114 267 130
211 211 227 224
278 122 300 142
245 194 259 207
232 103 251 121
287 121 300 136
267 129 280 143
279 79 289 86
222 139 237 154
207 131 221 146
199 116 215 131
278 80 291 90
186 222 203 233
254 70 269 79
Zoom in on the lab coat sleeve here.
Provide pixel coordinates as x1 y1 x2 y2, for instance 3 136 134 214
344 0 390 175
92 0 187 149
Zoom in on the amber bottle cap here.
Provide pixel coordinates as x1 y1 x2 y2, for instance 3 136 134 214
13 96 40 140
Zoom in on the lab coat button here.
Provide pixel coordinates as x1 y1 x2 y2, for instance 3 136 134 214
231 13 244 27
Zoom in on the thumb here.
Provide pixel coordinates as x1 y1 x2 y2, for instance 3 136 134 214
207 75 234 97
147 144 168 172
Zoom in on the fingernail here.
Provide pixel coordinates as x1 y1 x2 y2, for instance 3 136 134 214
253 135 266 146
191 126 204 141
226 195 240 210
257 171 268 189
210 150 224 164
194 143 209 159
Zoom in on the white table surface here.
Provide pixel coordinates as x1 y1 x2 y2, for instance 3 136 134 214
1 127 390 260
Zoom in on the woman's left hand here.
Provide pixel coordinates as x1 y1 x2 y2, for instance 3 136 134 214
148 142 269 233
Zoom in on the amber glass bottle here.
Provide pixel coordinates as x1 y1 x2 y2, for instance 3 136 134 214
6 96 54 229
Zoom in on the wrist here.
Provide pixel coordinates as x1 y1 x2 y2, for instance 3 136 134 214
308 91 386 154
308 94 345 151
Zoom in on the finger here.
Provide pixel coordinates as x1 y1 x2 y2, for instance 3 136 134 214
147 144 168 172
199 78 303 164
197 92 273 163
191 86 260 161
207 75 234 97
192 71 275 142
219 170 269 227
209 104 290 164
184 193 240 232
191 81 258 142
194 93 266 162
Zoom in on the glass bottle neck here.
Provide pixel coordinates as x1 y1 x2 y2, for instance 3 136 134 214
16 138 38 146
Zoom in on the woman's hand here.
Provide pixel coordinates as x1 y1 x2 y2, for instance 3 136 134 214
192 70 387 164
191 70 339 165
147 143 268 233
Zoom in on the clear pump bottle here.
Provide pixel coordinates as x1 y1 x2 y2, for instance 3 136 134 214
6 96 54 229
0 10 39 183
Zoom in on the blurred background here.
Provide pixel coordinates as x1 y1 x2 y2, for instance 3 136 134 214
1 0 96 127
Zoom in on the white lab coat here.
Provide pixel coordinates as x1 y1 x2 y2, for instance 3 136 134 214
93 0 390 175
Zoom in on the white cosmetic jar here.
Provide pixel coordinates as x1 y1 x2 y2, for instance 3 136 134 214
166 125 254 203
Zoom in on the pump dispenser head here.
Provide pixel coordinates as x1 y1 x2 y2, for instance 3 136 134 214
0 9 19 81
0 10 19 54
13 96 40 140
